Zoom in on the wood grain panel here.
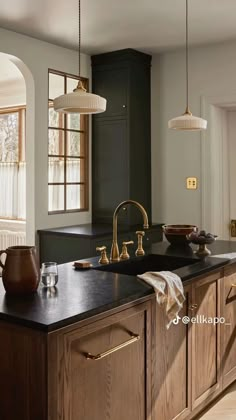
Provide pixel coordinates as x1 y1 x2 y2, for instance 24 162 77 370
54 303 152 420
221 264 236 389
192 272 222 411
153 284 192 420
0 321 47 420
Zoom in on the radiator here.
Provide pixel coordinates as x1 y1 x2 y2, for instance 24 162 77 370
0 230 26 250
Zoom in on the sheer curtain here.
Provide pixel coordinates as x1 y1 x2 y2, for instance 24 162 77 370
0 162 26 219
48 160 81 211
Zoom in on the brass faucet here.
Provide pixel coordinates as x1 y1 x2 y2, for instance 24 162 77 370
110 200 149 262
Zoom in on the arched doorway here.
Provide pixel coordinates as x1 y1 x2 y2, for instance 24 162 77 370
0 52 35 245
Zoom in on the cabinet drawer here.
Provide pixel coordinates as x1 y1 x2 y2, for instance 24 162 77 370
52 303 152 420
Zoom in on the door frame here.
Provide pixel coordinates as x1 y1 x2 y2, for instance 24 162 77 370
201 93 236 240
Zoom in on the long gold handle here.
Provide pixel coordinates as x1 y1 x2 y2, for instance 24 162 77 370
231 284 236 288
85 333 140 360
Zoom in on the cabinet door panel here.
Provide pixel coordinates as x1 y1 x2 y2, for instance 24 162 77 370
192 272 222 411
153 284 192 420
93 68 128 118
221 264 236 389
56 304 151 420
92 119 129 223
39 234 91 264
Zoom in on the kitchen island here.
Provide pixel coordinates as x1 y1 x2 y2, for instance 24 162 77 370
0 241 236 420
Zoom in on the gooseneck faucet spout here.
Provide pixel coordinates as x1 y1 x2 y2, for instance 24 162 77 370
110 200 149 262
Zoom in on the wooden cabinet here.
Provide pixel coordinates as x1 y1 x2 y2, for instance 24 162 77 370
153 271 223 420
92 49 152 225
92 119 129 222
191 271 222 411
49 302 152 420
0 300 153 420
221 263 236 389
153 284 192 420
93 67 128 118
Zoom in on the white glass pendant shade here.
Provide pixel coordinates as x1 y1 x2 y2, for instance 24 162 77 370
168 110 207 131
54 81 106 114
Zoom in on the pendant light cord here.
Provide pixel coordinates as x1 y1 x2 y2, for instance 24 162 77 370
186 0 190 114
78 0 81 78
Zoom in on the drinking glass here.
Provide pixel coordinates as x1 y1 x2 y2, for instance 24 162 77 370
41 262 58 287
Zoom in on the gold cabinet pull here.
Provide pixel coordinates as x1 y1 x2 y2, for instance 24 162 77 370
231 284 236 288
85 333 140 361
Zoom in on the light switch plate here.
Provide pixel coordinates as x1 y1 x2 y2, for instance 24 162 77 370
186 177 198 190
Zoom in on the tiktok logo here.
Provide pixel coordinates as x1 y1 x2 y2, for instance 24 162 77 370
173 315 181 325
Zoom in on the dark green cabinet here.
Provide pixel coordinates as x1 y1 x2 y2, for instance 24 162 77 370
38 224 162 264
92 49 152 226
93 67 128 118
93 119 129 223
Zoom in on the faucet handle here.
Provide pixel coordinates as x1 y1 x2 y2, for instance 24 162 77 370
96 246 109 265
135 231 145 256
120 241 134 260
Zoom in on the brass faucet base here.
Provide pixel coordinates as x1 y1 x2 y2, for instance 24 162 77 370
135 231 145 257
96 246 109 265
120 241 134 260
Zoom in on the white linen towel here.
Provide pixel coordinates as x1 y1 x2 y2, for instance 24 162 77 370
138 271 185 329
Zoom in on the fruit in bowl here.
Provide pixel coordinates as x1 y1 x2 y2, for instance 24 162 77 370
188 230 217 245
162 224 198 246
188 230 217 257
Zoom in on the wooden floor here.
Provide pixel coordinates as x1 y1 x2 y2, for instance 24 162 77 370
197 382 236 419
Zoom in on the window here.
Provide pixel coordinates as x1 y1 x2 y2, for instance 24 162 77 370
48 69 89 214
0 107 26 220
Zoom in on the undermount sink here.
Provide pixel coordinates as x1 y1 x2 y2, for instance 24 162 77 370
94 254 199 276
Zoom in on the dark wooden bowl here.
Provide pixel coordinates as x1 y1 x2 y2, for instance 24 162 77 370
162 224 198 246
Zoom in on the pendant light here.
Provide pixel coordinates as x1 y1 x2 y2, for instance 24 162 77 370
54 0 106 114
168 0 207 130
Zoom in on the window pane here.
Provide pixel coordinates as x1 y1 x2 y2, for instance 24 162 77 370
66 158 85 183
49 106 64 128
67 77 78 94
66 184 85 210
67 131 84 156
67 113 81 130
48 185 64 212
49 73 64 100
0 112 19 162
48 158 64 183
48 129 64 155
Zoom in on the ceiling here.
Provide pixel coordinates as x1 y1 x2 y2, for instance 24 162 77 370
0 0 236 55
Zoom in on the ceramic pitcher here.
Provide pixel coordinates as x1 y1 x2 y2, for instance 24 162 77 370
0 246 40 294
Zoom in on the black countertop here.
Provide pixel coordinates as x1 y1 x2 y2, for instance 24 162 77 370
37 223 163 238
0 240 235 332
0 267 154 332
